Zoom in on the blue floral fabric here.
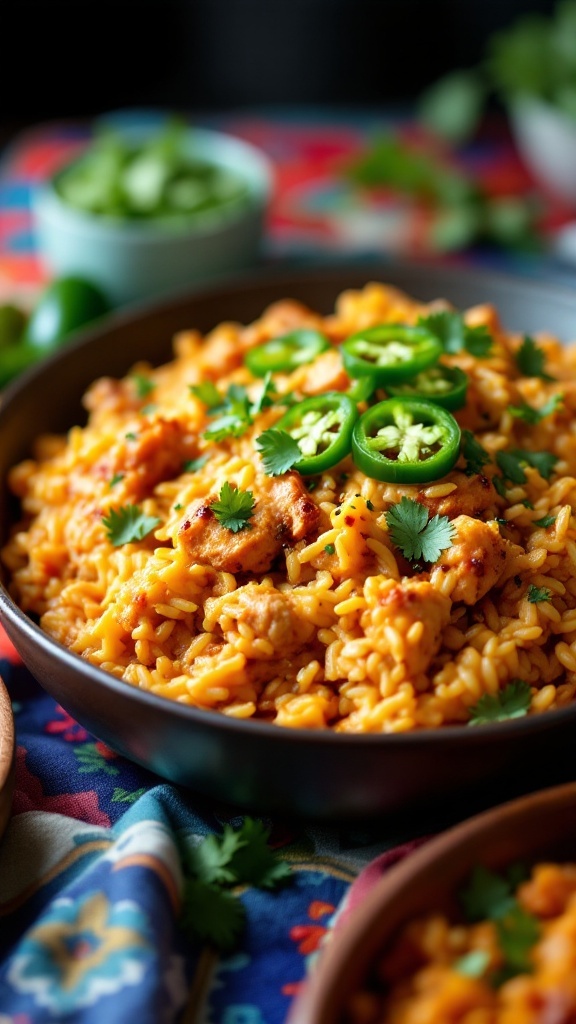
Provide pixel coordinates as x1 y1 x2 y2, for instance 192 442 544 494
0 636 405 1023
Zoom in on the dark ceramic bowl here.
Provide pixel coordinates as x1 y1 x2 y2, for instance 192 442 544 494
287 780 576 1023
1 261 575 823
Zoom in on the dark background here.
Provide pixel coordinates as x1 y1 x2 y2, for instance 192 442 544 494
0 0 559 146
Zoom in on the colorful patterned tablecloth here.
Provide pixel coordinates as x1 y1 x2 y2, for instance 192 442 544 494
0 108 575 1024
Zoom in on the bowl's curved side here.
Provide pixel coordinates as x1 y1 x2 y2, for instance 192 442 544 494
0 677 15 844
288 781 576 1023
2 551 575 822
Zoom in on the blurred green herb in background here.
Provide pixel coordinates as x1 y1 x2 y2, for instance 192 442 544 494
419 0 576 145
344 135 541 253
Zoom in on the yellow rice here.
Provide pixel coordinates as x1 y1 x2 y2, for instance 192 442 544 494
3 281 576 732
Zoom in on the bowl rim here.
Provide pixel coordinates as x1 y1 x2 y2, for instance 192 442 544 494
33 123 274 242
288 779 576 1023
0 675 15 843
1 256 576 751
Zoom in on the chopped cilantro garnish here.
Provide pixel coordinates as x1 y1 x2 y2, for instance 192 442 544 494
102 504 161 546
460 864 518 922
324 543 336 555
385 496 455 563
255 428 302 476
179 817 292 952
459 862 539 985
495 904 540 977
250 372 278 415
140 403 157 416
189 380 222 408
174 503 183 510
195 378 277 443
183 455 209 473
508 394 563 424
210 481 255 532
515 336 555 381
125 432 137 441
496 448 558 484
527 584 552 604
418 310 493 357
533 513 556 528
468 679 531 725
461 429 491 476
493 475 507 498
109 472 124 488
131 373 155 399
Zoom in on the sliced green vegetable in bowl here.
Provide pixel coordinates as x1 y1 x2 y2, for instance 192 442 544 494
54 118 250 225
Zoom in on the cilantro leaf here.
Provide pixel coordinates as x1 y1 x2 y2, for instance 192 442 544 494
459 862 540 985
204 387 253 441
109 472 124 488
461 429 491 476
527 584 552 603
131 373 155 399
497 448 558 484
518 449 558 481
178 816 292 953
183 826 246 886
189 380 223 408
210 481 255 532
182 455 209 473
225 818 292 889
533 513 556 528
255 428 302 476
385 496 455 563
102 504 161 546
180 878 245 952
418 311 493 357
496 450 528 484
460 865 517 922
251 372 278 415
515 336 555 381
495 904 540 975
468 679 531 725
508 393 563 423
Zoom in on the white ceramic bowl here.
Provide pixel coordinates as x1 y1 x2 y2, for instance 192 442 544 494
509 96 576 205
32 123 274 307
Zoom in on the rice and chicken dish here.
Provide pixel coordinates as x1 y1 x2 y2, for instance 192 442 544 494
346 859 576 1023
3 281 576 732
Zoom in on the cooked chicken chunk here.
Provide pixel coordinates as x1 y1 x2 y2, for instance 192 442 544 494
205 582 315 656
178 471 320 573
417 472 499 520
298 349 351 395
431 515 507 605
361 578 451 677
91 418 189 500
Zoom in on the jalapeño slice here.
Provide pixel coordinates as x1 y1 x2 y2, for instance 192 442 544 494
387 365 468 411
274 392 358 475
352 397 461 483
245 328 331 377
342 324 443 385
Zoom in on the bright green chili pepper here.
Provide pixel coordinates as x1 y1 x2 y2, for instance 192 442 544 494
245 328 331 377
346 374 378 402
274 392 359 475
352 397 461 483
341 324 443 386
386 365 468 411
